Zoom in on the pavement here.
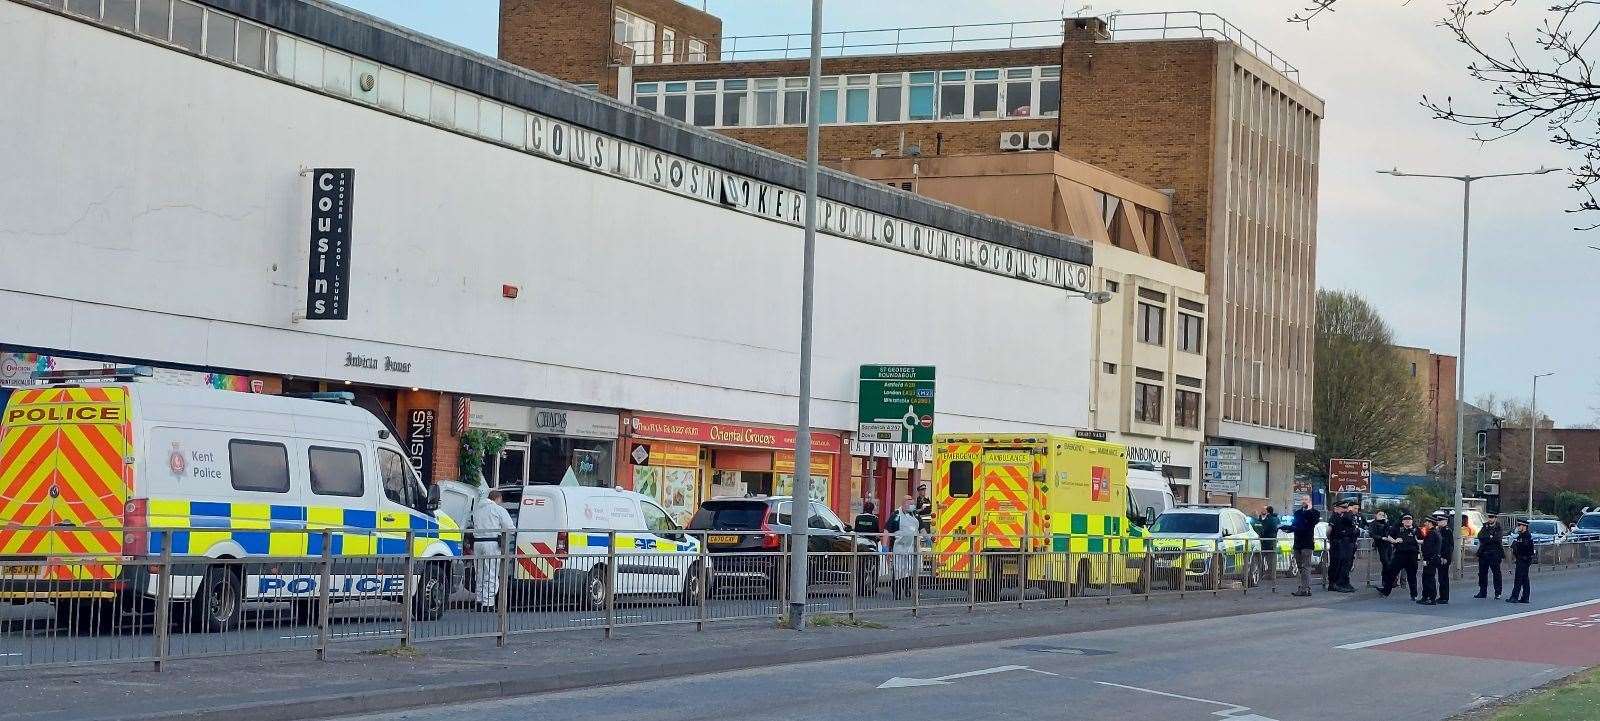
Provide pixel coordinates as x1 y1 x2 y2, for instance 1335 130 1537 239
326 569 1600 721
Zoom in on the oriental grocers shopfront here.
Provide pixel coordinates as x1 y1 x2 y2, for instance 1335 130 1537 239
620 414 843 525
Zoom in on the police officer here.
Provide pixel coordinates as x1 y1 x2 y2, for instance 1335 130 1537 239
1329 500 1360 592
1418 515 1441 605
1372 509 1394 579
1508 519 1535 604
1475 515 1505 599
1379 514 1420 599
1434 512 1455 604
471 488 516 611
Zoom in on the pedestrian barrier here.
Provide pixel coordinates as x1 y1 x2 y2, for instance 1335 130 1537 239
5 527 1600 670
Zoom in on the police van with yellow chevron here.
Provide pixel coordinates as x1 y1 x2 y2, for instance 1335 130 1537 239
0 368 462 631
932 433 1151 597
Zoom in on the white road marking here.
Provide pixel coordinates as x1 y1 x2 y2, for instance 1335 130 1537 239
1090 680 1279 720
1335 597 1600 650
878 665 1059 689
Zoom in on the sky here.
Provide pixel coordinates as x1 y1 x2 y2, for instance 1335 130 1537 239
335 0 1599 425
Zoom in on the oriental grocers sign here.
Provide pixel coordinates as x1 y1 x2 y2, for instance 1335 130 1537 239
525 118 1089 291
627 415 841 454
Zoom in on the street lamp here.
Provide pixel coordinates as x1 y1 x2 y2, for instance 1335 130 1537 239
1376 166 1559 571
1528 372 1554 517
788 0 824 631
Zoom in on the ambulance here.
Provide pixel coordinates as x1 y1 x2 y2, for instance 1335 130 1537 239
0 368 462 631
931 433 1149 597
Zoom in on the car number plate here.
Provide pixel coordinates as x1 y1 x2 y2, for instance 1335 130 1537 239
1 565 41 577
707 534 739 545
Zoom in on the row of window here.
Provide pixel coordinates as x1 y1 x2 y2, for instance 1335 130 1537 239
1475 431 1577 465
1134 291 1204 354
614 7 707 65
633 66 1061 129
227 440 425 510
1132 382 1202 430
45 0 273 71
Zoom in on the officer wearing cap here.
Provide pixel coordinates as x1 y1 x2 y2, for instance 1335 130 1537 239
1328 499 1360 592
1433 511 1454 604
1418 515 1442 605
1509 519 1535 603
1379 513 1420 599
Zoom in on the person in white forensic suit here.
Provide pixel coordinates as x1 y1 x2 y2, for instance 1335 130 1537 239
886 496 921 600
470 488 516 611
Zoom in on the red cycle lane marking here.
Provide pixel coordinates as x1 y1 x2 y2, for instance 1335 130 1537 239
1372 601 1600 667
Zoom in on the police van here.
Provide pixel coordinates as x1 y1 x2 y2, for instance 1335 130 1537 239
493 484 703 609
0 368 462 630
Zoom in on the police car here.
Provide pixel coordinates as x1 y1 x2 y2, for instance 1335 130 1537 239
1146 505 1265 588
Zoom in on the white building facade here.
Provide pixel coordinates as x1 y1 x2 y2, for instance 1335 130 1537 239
0 0 1099 517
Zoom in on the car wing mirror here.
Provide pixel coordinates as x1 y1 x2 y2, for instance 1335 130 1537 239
426 483 442 512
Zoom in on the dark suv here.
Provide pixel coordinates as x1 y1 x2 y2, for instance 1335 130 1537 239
687 497 879 597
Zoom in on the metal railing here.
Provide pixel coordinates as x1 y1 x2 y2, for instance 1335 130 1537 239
711 20 1065 62
3 527 1594 670
1105 11 1300 80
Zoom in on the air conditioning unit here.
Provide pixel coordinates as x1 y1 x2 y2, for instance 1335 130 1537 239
1027 130 1055 150
1482 483 1500 496
999 132 1027 151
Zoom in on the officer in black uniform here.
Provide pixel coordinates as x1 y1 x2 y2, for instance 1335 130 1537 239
1328 500 1360 592
1434 513 1455 604
1475 515 1505 599
1379 514 1419 599
1418 515 1442 605
1508 520 1535 604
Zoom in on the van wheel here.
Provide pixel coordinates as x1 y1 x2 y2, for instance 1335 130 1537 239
679 563 703 606
193 566 242 632
585 566 611 611
411 563 448 621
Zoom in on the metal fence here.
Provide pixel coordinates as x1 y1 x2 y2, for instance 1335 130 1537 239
3 528 1596 670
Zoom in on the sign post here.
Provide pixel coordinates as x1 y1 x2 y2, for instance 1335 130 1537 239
1328 459 1372 499
857 365 936 444
1201 446 1243 497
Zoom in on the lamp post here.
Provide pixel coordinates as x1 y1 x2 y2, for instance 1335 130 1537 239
1377 166 1559 570
1528 372 1554 517
787 0 823 631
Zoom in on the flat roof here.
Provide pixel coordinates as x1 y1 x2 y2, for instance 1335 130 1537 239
191 0 1093 267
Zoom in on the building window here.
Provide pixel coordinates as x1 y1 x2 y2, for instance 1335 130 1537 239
613 8 655 64
1104 279 1119 293
1134 383 1163 424
782 77 807 125
1039 66 1060 117
1005 68 1034 116
907 71 936 120
1175 390 1201 429
721 79 747 126
755 78 779 125
1547 445 1565 464
875 74 902 122
1476 430 1487 458
660 27 676 63
1137 303 1165 346
171 0 203 52
575 83 599 93
692 80 716 126
662 82 688 122
139 0 171 41
845 75 870 122
939 70 967 119
972 69 1000 118
1177 313 1203 353
687 37 708 63
1103 362 1117 374
818 77 838 124
634 82 658 111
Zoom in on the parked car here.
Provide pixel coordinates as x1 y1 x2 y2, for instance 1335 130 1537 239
1147 506 1264 589
1273 514 1329 576
687 496 878 598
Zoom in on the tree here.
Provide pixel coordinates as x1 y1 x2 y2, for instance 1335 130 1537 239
1551 490 1595 523
1405 479 1454 518
1290 1 1598 222
1300 290 1430 476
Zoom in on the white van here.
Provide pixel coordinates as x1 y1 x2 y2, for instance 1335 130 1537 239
0 371 461 630
496 485 702 609
1127 466 1176 523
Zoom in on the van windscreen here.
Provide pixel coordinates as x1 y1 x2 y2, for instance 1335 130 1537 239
688 502 769 530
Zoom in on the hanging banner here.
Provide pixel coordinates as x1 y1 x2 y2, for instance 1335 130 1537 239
305 168 354 320
406 408 436 485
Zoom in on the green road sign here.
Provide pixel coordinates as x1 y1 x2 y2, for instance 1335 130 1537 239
858 365 936 444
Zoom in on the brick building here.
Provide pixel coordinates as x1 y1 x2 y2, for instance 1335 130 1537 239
1389 346 1458 477
1484 426 1600 514
498 4 1322 508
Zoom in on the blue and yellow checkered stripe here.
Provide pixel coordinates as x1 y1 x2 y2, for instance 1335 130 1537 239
567 532 696 554
146 499 461 557
1050 514 1146 554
